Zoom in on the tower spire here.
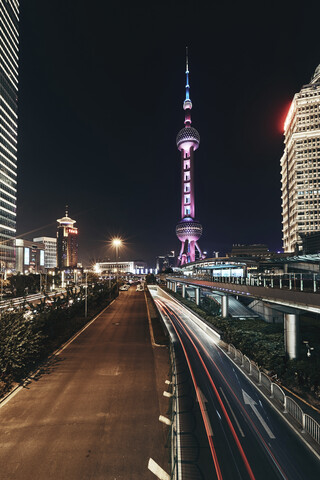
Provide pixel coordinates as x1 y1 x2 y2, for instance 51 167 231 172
183 46 192 126
185 46 189 100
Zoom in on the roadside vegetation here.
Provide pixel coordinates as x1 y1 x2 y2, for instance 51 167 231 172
163 287 320 407
0 281 118 398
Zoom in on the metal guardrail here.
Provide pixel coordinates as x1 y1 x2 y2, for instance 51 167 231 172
228 344 320 446
172 273 320 293
169 342 180 480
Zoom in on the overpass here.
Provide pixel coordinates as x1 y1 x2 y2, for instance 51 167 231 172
166 276 320 360
167 276 320 314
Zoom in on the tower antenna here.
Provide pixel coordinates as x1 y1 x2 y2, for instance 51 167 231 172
185 46 190 101
186 46 189 72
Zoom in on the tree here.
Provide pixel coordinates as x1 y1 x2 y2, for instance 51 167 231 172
0 312 44 384
145 273 156 284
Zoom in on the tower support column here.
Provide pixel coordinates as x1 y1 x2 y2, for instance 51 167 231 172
284 313 300 359
195 287 200 306
221 294 229 318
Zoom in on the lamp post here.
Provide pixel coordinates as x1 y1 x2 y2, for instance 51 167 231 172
112 238 122 293
85 271 88 318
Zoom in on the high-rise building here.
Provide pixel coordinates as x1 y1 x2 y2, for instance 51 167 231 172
0 2 19 270
56 208 78 269
281 65 320 253
156 251 176 271
33 236 57 268
176 49 204 265
15 238 45 274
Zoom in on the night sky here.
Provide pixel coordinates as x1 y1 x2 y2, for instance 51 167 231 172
17 1 320 266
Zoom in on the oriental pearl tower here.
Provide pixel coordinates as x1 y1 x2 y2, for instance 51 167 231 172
176 48 204 265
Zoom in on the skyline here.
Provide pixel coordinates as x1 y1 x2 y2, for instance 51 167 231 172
16 1 320 265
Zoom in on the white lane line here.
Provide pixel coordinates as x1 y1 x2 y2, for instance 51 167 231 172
196 387 214 436
159 415 172 426
148 458 170 480
242 389 275 439
220 387 245 437
163 391 173 398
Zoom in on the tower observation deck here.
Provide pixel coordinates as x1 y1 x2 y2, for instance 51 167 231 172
176 49 204 265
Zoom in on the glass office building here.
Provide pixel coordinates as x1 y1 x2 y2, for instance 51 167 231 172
0 1 19 269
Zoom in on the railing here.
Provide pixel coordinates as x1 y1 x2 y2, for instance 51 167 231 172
227 344 320 446
169 342 180 480
168 273 320 293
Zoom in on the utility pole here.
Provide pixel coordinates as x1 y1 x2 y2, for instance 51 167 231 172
85 271 88 318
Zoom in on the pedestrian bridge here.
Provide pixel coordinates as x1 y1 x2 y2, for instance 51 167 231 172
168 276 320 314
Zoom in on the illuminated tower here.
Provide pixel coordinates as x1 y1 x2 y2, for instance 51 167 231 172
0 2 19 270
176 49 203 265
56 207 78 269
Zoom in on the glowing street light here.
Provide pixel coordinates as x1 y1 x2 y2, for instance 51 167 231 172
111 238 123 291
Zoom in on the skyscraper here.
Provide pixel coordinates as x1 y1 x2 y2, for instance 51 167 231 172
0 2 19 270
33 236 57 268
281 65 320 253
176 49 204 265
56 208 78 269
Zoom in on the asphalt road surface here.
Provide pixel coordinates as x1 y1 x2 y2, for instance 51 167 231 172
153 291 320 480
0 287 169 480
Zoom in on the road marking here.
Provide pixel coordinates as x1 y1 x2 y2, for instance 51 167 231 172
159 415 172 426
196 387 214 436
242 389 275 439
220 387 245 437
163 391 173 398
148 458 170 480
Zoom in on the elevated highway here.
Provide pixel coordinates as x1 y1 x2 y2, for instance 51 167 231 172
167 277 320 314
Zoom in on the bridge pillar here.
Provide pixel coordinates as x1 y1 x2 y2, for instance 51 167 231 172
166 280 170 289
195 287 200 306
182 284 186 298
221 294 229 318
173 281 177 293
284 313 300 360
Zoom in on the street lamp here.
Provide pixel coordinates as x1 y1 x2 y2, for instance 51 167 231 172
303 340 314 358
112 238 122 291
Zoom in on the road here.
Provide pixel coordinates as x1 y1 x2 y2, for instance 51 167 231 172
0 287 168 480
152 289 320 480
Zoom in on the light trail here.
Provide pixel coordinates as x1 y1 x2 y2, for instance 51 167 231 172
156 298 256 480
162 298 288 479
157 296 289 480
156 299 223 480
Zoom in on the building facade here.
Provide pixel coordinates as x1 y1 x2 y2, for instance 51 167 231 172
15 239 45 274
56 209 78 269
33 236 57 268
156 251 175 271
281 65 320 253
176 49 204 265
228 244 270 258
94 261 148 275
0 2 19 270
